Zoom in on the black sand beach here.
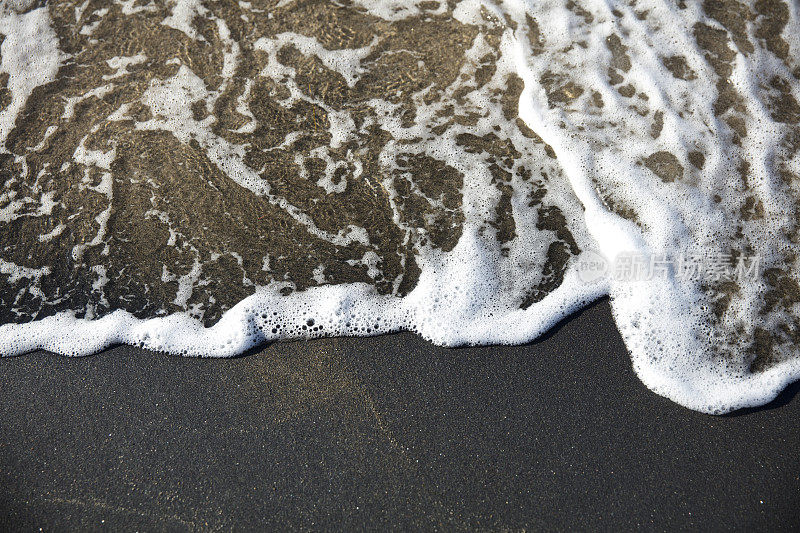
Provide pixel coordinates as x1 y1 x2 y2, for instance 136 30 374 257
2 298 798 531
2 1 800 529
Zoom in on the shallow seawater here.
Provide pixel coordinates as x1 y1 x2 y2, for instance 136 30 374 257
1 0 799 413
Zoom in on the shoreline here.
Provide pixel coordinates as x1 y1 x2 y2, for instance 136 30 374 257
2 298 798 530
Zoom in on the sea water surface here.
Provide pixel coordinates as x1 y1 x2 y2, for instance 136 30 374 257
1 0 800 413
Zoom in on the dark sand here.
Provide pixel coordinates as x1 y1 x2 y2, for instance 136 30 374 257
1 298 798 531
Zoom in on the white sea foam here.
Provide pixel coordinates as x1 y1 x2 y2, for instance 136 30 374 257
0 5 64 146
1 1 800 414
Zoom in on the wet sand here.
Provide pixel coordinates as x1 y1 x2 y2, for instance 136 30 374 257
1 298 798 531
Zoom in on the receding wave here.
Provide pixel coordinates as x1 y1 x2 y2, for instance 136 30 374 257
1 0 799 414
